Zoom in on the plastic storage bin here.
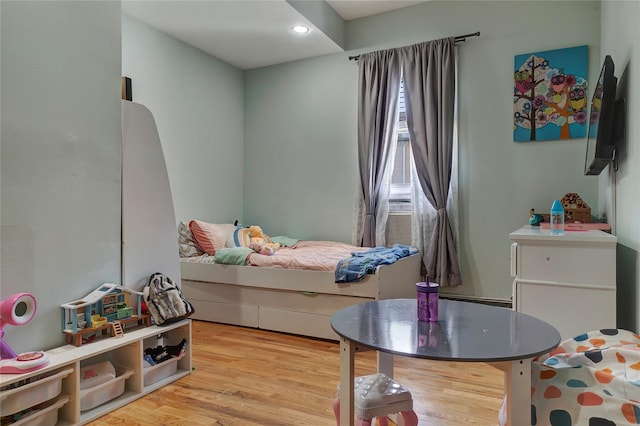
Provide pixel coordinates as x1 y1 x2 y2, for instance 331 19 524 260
9 394 71 426
79 360 116 390
143 355 183 387
0 368 73 416
79 366 134 411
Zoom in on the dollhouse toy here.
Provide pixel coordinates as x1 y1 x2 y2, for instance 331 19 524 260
61 283 150 347
1 293 50 373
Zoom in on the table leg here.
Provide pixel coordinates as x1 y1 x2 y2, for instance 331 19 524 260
377 351 402 425
488 358 532 426
377 351 393 378
339 337 356 426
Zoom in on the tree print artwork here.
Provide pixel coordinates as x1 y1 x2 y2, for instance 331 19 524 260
514 45 588 142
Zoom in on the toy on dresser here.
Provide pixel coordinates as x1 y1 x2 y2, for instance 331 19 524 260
529 193 593 227
528 208 545 226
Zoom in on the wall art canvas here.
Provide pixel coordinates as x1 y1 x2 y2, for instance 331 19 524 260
514 45 588 142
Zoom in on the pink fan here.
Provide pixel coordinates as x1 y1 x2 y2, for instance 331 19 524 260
0 293 49 374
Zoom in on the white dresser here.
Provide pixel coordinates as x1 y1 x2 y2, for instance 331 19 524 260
510 225 617 340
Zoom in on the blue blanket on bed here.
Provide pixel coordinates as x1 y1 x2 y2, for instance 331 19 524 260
335 244 418 283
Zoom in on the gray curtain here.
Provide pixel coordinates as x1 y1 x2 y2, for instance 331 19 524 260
401 37 461 286
354 50 402 247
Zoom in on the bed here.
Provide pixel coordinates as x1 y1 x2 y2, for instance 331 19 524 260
178 220 423 340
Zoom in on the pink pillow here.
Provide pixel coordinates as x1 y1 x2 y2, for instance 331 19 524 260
189 220 236 256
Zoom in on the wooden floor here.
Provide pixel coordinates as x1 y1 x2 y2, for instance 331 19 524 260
88 320 504 425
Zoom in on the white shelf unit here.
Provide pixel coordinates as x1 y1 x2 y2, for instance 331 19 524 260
0 319 191 425
510 225 617 340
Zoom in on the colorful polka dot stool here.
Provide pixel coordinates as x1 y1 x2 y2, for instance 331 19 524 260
333 373 419 426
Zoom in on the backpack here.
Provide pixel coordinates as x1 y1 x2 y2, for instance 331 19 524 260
143 272 195 325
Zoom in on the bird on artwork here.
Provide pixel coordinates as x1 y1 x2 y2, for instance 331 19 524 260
550 74 566 93
569 88 586 110
514 70 534 94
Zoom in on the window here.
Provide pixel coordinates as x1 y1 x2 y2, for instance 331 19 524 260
389 80 413 212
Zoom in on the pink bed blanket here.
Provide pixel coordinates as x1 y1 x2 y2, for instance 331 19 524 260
246 240 369 271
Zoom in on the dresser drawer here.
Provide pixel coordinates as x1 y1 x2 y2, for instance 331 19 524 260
514 279 616 340
518 242 615 285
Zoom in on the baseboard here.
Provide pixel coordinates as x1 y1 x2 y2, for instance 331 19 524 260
439 293 512 309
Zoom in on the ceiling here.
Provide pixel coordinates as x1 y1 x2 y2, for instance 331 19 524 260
121 0 430 70
325 0 429 20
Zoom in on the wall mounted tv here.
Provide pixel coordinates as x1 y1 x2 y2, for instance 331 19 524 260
584 55 625 176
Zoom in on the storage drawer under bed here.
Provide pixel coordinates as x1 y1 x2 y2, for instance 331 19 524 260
183 280 374 339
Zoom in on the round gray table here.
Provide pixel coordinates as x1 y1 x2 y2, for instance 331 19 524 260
331 298 561 426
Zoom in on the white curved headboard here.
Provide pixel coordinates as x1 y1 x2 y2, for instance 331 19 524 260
121 100 180 289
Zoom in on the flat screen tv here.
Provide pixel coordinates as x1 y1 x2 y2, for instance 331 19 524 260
584 55 624 175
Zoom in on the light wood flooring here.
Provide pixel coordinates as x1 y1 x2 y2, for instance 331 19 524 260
88 320 504 425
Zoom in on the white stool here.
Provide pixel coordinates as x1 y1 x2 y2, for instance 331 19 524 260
333 373 419 426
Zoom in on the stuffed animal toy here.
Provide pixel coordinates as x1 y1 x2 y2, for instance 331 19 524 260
248 225 266 245
248 225 280 255
528 208 544 226
257 245 276 256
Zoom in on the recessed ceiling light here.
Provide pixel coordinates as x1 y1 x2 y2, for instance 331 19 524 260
291 25 310 35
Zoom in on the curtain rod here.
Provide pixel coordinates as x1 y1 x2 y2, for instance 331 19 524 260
347 31 480 61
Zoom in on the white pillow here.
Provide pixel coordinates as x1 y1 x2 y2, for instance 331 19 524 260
178 221 203 257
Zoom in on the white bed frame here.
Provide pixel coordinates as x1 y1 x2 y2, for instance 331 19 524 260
181 254 422 340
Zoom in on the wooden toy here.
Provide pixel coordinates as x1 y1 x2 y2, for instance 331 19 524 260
61 284 150 346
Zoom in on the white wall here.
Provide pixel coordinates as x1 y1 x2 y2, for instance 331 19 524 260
600 1 640 333
244 54 359 241
122 14 245 225
244 1 602 300
1 1 122 352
